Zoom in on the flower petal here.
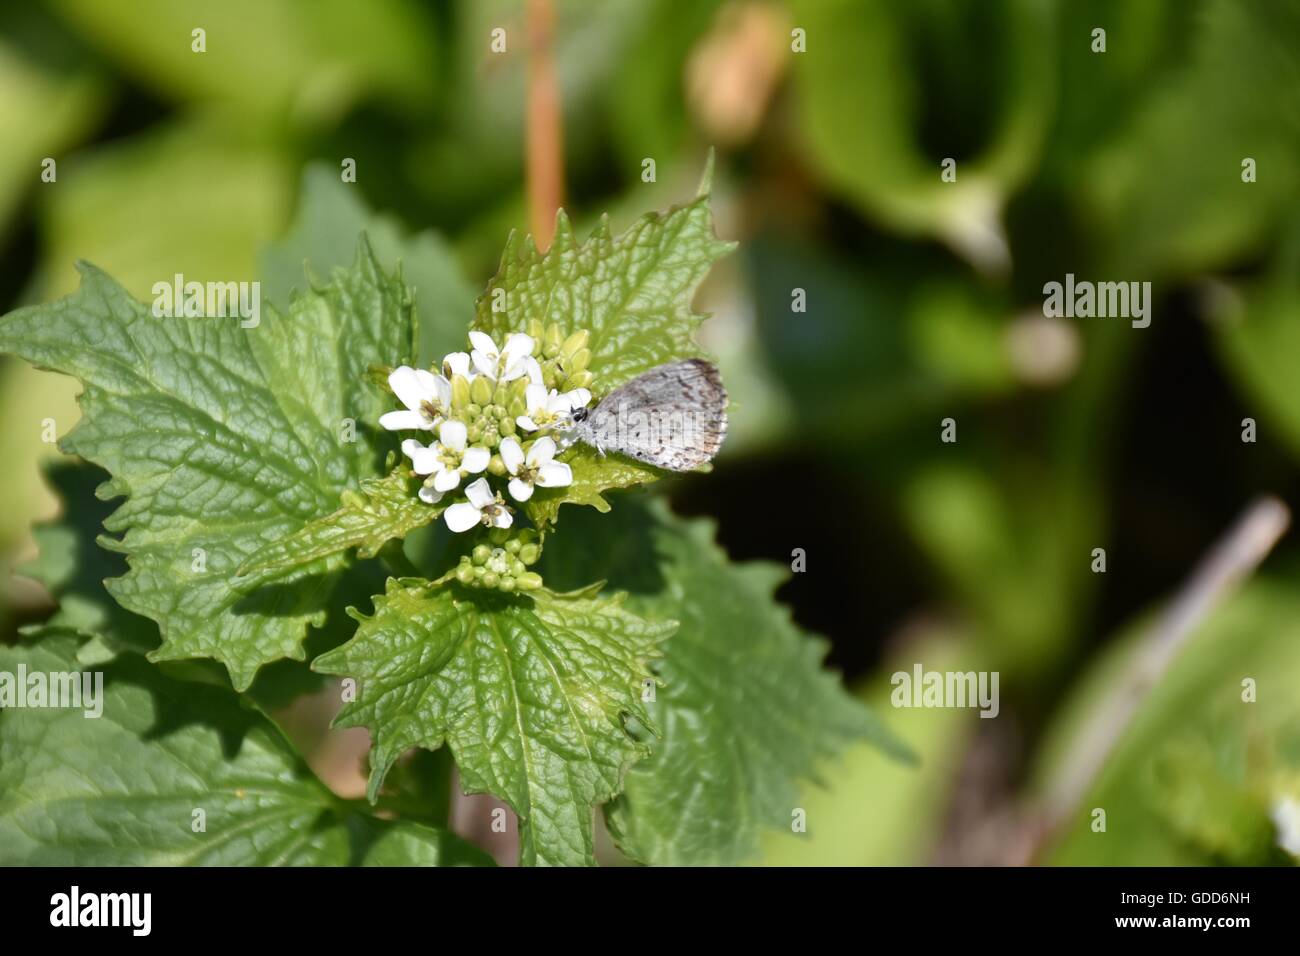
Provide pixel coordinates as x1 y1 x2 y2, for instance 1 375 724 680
443 351 472 379
409 447 441 475
444 502 482 533
498 437 525 474
526 436 557 467
499 360 528 382
431 373 452 406
433 468 462 492
413 368 442 397
381 409 430 432
502 333 536 363
471 349 497 380
516 415 539 432
490 508 514 530
438 418 468 452
464 477 495 510
524 383 549 414
536 461 572 488
388 366 427 411
546 390 571 414
468 330 498 357
564 387 592 409
508 477 534 501
418 484 444 505
461 446 490 474
524 356 544 385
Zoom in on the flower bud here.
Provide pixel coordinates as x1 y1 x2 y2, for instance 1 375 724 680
504 537 522 554
498 416 517 437
451 374 471 409
488 453 506 476
543 323 563 358
456 564 475 585
567 348 591 373
519 543 541 565
564 370 594 390
471 375 493 406
516 572 543 590
472 544 492 566
465 402 481 418
481 572 499 589
527 318 544 340
499 575 516 592
561 329 589 357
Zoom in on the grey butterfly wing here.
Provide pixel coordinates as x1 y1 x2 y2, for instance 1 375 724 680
583 358 727 471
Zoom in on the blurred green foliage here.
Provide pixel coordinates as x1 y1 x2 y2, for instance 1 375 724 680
2 0 1298 865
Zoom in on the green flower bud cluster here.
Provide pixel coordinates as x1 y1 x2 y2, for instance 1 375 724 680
526 320 594 395
445 369 527 454
452 529 544 592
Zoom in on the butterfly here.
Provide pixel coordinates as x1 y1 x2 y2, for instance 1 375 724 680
565 358 727 472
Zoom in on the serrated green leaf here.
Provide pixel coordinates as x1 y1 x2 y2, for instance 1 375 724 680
472 166 734 527
0 240 414 690
314 582 673 866
539 496 913 866
238 469 440 577
0 631 490 866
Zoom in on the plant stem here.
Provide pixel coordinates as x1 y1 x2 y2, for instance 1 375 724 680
526 0 563 251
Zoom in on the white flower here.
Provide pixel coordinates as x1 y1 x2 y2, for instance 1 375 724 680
469 331 535 382
516 383 592 432
445 477 514 533
442 351 475 382
403 420 489 494
523 355 544 385
380 366 451 432
499 436 572 502
397 439 449 504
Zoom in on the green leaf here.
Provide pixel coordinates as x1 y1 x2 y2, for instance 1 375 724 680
238 469 440 577
48 0 437 124
314 582 673 866
790 0 1051 270
0 631 490 865
472 164 735 526
0 239 414 690
539 496 913 866
262 164 476 366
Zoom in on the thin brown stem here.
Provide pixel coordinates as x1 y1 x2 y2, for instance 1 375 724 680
526 0 563 251
1020 495 1290 863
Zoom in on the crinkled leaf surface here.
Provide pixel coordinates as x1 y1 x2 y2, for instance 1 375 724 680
0 632 489 866
0 240 413 689
238 469 439 577
314 582 673 866
472 168 735 526
540 496 913 865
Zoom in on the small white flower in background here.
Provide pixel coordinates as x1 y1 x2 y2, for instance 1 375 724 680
499 436 572 502
445 477 514 533
1273 796 1300 859
405 420 490 494
380 366 451 432
470 331 535 381
516 383 592 432
442 351 475 381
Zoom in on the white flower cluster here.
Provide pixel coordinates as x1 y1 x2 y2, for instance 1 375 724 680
380 331 592 534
